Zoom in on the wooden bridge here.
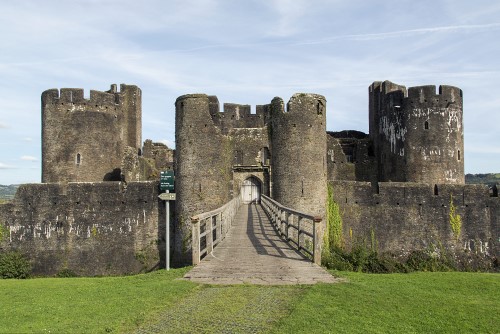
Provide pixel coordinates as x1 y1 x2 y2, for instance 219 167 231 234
183 196 338 285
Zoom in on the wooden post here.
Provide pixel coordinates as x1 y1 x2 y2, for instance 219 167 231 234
192 216 201 265
297 216 302 250
313 216 322 265
286 213 291 241
218 212 223 241
207 217 213 254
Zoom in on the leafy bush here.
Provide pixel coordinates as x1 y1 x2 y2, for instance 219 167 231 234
56 268 78 278
0 251 31 279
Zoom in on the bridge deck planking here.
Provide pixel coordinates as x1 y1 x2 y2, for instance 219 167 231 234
183 203 340 285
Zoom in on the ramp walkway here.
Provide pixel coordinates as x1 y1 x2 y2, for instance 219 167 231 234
183 203 338 285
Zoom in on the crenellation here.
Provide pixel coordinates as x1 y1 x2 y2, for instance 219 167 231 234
406 84 463 108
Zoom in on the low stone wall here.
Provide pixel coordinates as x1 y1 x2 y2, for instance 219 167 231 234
331 181 499 262
0 181 163 276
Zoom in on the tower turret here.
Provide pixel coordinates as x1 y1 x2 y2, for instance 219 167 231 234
174 94 233 264
41 84 141 183
369 81 464 184
270 94 327 218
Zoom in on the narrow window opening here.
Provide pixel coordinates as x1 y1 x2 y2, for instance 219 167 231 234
434 184 439 196
316 102 323 115
76 153 81 165
458 150 461 161
301 180 304 196
424 121 429 130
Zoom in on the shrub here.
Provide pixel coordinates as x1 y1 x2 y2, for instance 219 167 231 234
0 251 31 279
56 268 78 278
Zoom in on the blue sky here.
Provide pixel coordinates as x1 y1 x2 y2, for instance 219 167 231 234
1 0 499 184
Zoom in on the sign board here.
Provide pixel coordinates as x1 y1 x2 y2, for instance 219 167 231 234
160 170 175 191
158 193 176 201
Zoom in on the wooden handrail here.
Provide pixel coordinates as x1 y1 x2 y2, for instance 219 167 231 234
260 195 322 265
191 196 242 265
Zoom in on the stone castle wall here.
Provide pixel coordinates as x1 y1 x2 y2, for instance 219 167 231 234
0 182 163 276
331 181 498 260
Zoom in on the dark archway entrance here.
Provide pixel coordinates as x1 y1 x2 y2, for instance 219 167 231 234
241 176 261 204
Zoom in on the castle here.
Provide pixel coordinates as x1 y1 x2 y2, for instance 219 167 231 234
0 81 496 276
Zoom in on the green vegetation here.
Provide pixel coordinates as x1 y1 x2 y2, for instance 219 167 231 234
465 173 500 186
449 195 462 241
0 268 196 333
0 224 8 242
0 251 31 279
0 184 19 200
272 271 500 333
0 270 498 333
323 184 343 252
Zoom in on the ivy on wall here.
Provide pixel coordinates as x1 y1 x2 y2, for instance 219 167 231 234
449 195 462 241
323 184 344 254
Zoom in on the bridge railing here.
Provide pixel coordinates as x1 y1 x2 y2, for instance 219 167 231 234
260 195 322 265
191 196 242 265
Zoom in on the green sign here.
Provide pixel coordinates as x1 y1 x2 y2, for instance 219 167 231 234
160 170 175 191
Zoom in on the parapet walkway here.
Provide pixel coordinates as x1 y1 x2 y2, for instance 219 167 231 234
183 203 339 285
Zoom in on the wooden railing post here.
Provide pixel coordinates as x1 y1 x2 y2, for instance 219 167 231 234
297 216 302 250
285 213 290 240
313 216 322 265
192 217 201 265
207 217 213 254
218 212 223 240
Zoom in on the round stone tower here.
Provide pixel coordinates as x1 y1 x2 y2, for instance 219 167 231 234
174 94 232 264
403 85 464 184
270 93 327 218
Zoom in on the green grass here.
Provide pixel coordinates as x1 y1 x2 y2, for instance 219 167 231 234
0 268 197 333
0 270 498 333
272 271 500 334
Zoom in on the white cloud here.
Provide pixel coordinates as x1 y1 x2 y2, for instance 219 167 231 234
21 156 38 162
0 122 8 129
23 137 33 142
293 22 500 45
0 162 15 169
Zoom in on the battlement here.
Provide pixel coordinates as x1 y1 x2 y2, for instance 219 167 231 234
331 181 496 207
369 81 463 107
176 94 270 130
42 84 140 107
407 85 463 105
270 94 326 121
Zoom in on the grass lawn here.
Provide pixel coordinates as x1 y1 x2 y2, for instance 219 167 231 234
0 270 498 333
272 271 500 333
0 268 197 333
